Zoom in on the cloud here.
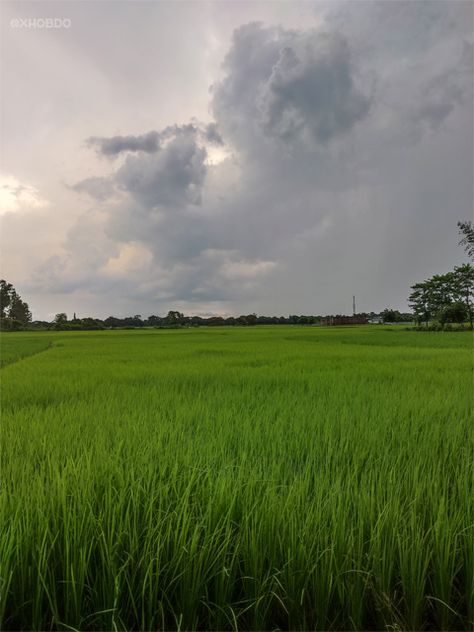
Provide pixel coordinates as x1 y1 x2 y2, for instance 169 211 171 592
87 123 225 159
204 123 224 145
413 42 473 130
159 249 279 302
258 32 371 144
70 176 116 201
211 23 372 152
116 132 207 209
79 124 216 210
101 241 153 277
87 131 161 156
0 174 48 215
220 258 278 280
324 1 473 142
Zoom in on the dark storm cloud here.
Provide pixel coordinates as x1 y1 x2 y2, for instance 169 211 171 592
74 125 211 208
115 132 207 209
87 123 224 159
87 131 161 156
325 1 473 139
211 23 372 151
258 33 371 143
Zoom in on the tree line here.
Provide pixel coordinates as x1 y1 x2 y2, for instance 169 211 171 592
16 310 409 331
1 302 412 331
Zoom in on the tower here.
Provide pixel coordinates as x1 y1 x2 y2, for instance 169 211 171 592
352 296 356 316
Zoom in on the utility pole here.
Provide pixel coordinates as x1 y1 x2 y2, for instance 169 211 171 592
352 295 356 316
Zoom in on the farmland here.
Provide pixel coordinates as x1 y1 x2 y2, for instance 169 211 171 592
1 326 473 630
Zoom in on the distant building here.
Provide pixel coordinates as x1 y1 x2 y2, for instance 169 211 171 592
368 316 383 324
322 315 369 326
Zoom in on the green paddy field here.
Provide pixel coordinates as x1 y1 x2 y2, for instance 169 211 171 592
1 326 473 630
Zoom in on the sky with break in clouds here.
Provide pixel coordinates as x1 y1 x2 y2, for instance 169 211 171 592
1 1 473 320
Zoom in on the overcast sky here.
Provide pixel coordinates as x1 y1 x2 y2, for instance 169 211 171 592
1 1 472 320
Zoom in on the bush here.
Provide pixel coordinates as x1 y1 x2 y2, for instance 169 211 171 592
411 322 470 332
438 302 468 325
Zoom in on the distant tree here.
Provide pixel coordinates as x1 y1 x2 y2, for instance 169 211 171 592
237 313 257 326
9 295 32 324
54 313 67 324
104 316 121 328
79 317 105 330
165 310 184 326
146 315 163 327
207 316 225 326
189 315 204 326
0 280 32 327
381 308 401 323
297 315 310 325
458 221 474 261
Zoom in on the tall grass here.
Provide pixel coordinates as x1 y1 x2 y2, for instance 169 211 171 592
1 326 472 630
0 333 52 368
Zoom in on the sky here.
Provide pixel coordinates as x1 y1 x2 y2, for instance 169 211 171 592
1 0 473 320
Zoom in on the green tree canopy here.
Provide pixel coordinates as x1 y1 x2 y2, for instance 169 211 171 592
0 280 32 328
381 308 402 323
408 264 474 328
458 221 474 261
54 313 68 325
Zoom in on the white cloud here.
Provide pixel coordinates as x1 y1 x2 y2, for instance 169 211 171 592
220 259 277 280
101 242 153 277
0 174 48 215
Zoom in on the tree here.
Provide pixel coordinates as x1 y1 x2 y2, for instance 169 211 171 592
147 315 163 327
237 314 257 325
458 221 474 261
54 313 68 329
408 282 434 326
165 310 184 326
409 264 474 328
9 295 32 324
381 308 401 323
452 263 474 328
427 272 456 310
0 280 14 318
0 280 32 326
438 302 467 325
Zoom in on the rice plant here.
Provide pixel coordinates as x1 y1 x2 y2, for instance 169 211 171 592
1 326 472 630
